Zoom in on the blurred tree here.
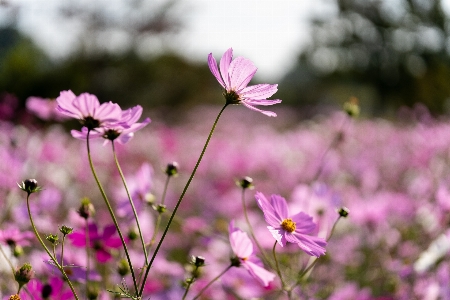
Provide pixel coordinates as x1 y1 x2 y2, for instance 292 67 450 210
280 0 450 115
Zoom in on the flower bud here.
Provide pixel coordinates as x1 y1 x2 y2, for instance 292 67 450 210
18 179 42 195
338 206 350 218
191 255 206 267
59 225 73 236
46 234 59 245
165 162 179 177
343 97 360 118
127 228 138 241
237 176 254 189
117 258 130 276
155 204 166 214
77 197 95 219
13 245 23 257
87 285 99 300
14 263 34 288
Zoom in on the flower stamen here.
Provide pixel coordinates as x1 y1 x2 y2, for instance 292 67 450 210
281 218 296 233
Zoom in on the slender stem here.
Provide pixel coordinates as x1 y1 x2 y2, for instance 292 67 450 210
85 219 90 298
86 130 138 295
192 265 232 300
241 188 273 268
272 242 287 291
0 245 15 275
147 174 171 252
138 104 228 296
111 141 148 264
26 195 79 299
296 216 343 283
60 235 66 266
181 265 199 300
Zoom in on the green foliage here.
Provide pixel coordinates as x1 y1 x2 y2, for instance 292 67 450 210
279 0 450 115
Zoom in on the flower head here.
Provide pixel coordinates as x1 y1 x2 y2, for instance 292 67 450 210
255 192 327 257
56 90 122 130
229 221 275 287
208 48 281 117
69 223 122 263
71 105 150 144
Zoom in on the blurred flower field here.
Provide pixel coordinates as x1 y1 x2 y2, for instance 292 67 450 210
1 99 450 299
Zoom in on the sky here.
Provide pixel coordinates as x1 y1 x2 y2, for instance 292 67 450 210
0 0 335 81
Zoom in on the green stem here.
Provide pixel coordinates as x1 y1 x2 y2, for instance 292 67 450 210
147 174 171 252
0 245 15 275
111 141 148 265
272 242 288 292
192 265 232 300
138 104 228 296
86 130 138 296
181 265 199 300
296 216 342 284
26 195 79 299
241 188 273 268
60 235 66 266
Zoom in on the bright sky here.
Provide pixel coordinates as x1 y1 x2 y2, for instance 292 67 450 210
1 0 334 81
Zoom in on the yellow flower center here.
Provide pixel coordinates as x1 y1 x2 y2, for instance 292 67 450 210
281 218 296 233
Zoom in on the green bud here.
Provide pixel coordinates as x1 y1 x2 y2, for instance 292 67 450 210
13 245 23 257
14 263 34 288
155 204 166 214
46 234 59 245
117 258 130 276
343 97 360 118
78 197 95 219
338 207 350 218
59 225 73 236
165 162 179 177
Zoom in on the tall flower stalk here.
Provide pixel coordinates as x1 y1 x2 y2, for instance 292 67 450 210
20 181 79 299
86 131 138 296
111 141 148 265
139 103 228 296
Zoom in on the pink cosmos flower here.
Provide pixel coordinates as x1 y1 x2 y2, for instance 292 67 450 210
0 227 34 247
68 223 122 263
56 90 122 130
208 48 281 117
71 105 151 144
229 221 275 287
19 277 74 300
26 96 69 121
255 192 327 257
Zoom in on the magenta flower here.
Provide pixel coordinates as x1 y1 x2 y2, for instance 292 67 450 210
69 223 122 263
255 192 327 257
19 277 74 300
229 221 275 287
208 48 281 117
71 105 151 144
56 90 122 130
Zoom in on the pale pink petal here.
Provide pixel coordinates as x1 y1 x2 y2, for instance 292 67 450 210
268 226 285 247
294 234 327 257
94 102 122 123
228 57 257 91
242 260 276 287
256 194 283 227
243 98 282 106
240 84 278 100
71 127 103 140
241 102 277 117
56 90 79 118
270 194 290 220
73 93 100 117
208 53 225 88
291 212 316 233
230 230 253 259
219 48 233 88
